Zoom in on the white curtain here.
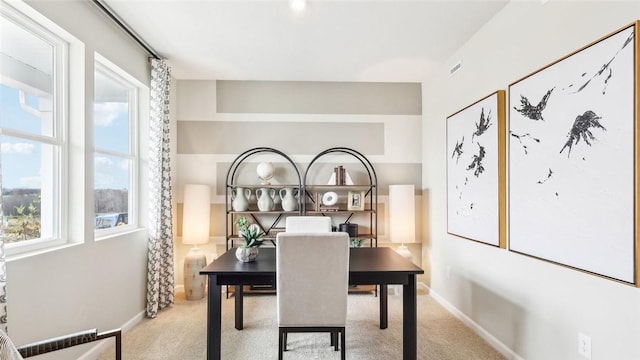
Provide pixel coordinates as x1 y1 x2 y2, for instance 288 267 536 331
146 59 175 318
0 158 6 332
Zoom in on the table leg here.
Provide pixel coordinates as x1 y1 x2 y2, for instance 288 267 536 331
235 285 244 330
403 275 417 360
379 284 388 329
207 275 221 360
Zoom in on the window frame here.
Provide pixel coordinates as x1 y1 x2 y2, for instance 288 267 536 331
93 54 140 238
1 4 69 256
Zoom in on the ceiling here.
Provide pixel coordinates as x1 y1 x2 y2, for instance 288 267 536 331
102 0 509 83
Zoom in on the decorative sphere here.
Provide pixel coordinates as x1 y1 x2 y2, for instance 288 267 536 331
256 162 274 182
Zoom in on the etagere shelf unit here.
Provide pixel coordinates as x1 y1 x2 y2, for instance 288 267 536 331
224 147 378 295
302 147 378 248
225 147 303 251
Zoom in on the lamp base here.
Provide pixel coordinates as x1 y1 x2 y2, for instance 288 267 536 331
392 245 413 296
184 247 207 300
394 245 413 262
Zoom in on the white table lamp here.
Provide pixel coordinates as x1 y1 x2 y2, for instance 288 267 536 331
389 184 416 261
183 184 211 300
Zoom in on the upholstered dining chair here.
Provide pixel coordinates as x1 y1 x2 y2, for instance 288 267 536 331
0 328 121 359
284 216 331 233
276 232 349 360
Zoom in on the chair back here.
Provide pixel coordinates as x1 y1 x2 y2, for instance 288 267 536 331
276 232 349 327
285 216 331 233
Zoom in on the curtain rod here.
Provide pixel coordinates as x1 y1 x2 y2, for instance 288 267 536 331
91 0 162 60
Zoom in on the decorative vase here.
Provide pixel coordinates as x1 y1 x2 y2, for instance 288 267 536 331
279 187 298 211
236 247 259 262
255 187 275 211
231 187 251 211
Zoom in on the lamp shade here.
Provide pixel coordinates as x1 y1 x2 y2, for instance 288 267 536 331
388 184 416 244
182 184 211 245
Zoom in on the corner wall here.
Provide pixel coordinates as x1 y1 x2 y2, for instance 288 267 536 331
422 1 640 359
174 80 424 287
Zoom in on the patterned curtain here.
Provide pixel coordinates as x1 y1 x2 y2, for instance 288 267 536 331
146 59 175 318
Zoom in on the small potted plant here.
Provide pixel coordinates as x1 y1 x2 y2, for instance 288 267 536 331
234 216 265 262
350 238 364 248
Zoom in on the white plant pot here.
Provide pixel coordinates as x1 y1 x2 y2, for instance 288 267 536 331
235 247 259 262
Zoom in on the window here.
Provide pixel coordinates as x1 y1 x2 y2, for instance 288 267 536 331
93 56 138 234
0 7 67 251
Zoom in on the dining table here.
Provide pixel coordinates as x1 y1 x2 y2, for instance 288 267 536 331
200 246 424 360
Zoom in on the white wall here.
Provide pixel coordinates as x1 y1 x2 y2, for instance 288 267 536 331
6 1 150 359
423 1 640 359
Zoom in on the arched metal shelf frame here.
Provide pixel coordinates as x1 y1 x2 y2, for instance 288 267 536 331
225 147 303 250
302 147 378 247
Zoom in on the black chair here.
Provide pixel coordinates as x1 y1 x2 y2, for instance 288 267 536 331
1 328 121 359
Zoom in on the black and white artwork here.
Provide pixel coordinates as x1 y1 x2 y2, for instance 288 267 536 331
447 91 505 247
509 23 637 284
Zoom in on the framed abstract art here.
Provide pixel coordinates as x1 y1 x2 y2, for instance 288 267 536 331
508 21 639 285
447 90 506 248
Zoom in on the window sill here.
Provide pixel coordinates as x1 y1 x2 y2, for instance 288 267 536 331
6 241 83 263
95 227 146 242
6 228 147 262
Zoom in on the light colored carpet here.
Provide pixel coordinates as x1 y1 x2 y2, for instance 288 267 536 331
98 290 505 360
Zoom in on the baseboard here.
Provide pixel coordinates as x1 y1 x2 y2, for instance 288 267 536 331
422 283 524 360
77 310 146 360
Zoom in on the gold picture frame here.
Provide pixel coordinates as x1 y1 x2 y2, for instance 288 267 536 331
508 21 639 286
446 90 506 249
347 191 365 211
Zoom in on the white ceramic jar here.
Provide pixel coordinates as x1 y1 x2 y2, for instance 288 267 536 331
279 187 298 211
231 187 251 211
255 187 276 211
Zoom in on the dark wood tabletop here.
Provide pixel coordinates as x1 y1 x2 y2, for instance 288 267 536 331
201 246 424 278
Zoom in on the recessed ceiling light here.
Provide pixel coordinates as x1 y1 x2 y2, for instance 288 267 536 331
290 0 307 13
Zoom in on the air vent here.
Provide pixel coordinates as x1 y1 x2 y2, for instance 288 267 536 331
449 60 463 76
